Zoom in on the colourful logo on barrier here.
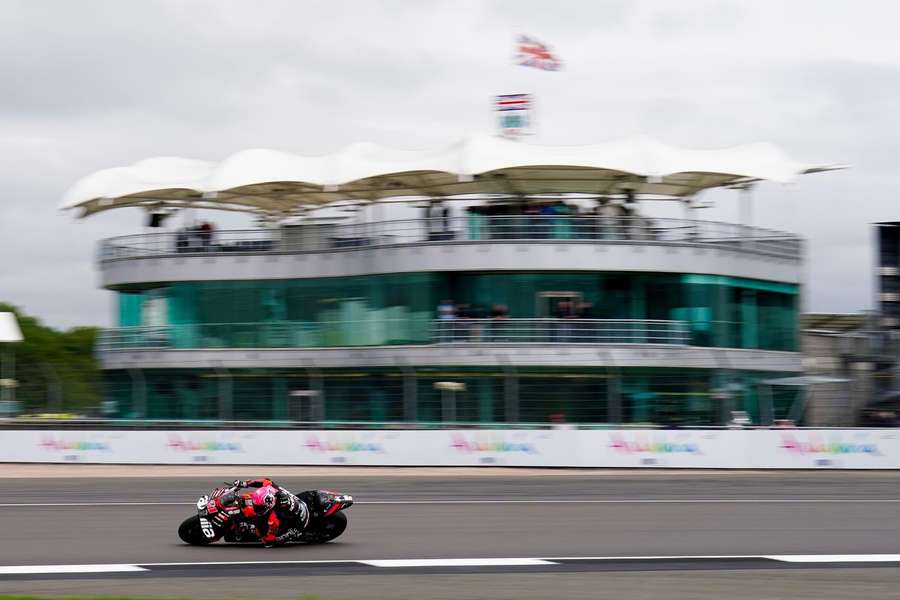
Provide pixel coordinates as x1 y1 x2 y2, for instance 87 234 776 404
609 434 700 454
304 437 384 453
449 435 537 454
39 437 110 451
779 434 880 456
167 435 242 452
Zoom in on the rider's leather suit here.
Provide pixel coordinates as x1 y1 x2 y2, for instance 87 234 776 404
211 478 309 546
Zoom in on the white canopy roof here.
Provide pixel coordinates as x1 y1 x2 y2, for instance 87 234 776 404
0 313 23 343
60 134 841 218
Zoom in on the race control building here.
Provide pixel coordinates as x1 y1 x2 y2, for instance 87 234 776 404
63 135 839 426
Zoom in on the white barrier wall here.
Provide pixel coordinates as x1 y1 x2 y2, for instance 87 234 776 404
2 428 898 469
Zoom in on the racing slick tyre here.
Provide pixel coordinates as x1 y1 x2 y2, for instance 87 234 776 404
178 515 214 545
301 512 348 544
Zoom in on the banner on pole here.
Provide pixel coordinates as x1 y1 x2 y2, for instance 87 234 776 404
495 93 534 139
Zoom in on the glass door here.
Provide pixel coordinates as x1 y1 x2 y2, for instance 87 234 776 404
536 291 583 317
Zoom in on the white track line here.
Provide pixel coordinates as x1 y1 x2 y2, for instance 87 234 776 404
767 554 900 563
362 498 900 505
147 554 900 566
0 564 147 575
553 554 900 563
5 554 900 575
4 498 900 507
138 556 713 567
361 558 556 567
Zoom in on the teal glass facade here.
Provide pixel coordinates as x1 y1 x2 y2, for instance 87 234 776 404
102 367 802 426
116 271 798 351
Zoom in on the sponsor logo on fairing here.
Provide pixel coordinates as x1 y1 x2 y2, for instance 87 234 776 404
304 437 384 453
608 434 700 454
167 435 242 452
449 435 537 454
39 437 110 451
198 516 216 538
779 434 880 456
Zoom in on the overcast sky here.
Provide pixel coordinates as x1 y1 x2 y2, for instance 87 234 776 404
1 0 897 329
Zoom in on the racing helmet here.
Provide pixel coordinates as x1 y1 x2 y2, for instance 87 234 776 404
251 485 277 514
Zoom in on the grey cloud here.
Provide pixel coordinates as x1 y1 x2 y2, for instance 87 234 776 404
1 0 898 327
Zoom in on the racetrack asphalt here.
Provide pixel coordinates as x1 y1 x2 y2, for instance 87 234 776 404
3 471 900 598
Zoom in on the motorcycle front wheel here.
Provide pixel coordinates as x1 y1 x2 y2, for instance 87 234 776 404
178 515 214 545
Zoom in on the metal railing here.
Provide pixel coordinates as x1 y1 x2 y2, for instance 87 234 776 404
99 216 803 262
95 319 425 352
432 318 689 345
0 417 834 430
95 318 690 354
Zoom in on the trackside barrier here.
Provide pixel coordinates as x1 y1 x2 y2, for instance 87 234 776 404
1 429 898 469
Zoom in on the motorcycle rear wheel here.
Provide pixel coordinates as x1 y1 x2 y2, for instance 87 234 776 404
302 512 348 544
178 515 214 545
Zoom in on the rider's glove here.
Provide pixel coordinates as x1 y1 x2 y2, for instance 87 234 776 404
232 479 247 489
278 491 301 514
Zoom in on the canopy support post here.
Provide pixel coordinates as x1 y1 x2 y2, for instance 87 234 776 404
739 184 754 227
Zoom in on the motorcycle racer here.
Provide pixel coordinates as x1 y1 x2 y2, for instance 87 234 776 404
214 478 309 546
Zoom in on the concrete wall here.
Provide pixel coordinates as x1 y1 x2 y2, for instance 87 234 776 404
100 241 802 289
5 428 893 469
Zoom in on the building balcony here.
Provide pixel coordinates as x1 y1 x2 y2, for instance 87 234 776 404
97 318 692 353
102 216 802 261
97 216 803 288
95 317 800 374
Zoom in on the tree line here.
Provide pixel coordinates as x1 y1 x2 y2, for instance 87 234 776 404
0 303 101 415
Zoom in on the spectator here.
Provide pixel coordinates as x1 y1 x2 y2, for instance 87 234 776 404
424 202 435 236
456 303 472 342
600 199 624 240
471 304 487 341
554 299 577 342
575 301 594 343
524 203 541 238
538 203 555 239
437 299 456 343
176 227 189 252
576 203 594 240
489 303 510 342
199 221 214 250
576 301 593 319
553 202 574 239
441 202 451 234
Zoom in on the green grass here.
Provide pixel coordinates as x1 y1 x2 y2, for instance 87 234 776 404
0 597 324 600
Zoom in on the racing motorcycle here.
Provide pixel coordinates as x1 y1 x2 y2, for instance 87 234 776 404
178 484 353 546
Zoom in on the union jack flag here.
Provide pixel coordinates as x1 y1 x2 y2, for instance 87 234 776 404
515 35 562 71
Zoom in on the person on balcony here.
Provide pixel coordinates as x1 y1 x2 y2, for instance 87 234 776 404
576 301 594 343
456 303 474 342
199 221 215 251
488 303 509 342
436 299 456 343
598 198 623 240
554 299 578 343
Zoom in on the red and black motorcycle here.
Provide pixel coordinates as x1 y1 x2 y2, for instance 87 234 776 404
178 484 353 546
